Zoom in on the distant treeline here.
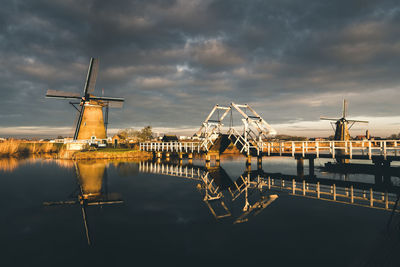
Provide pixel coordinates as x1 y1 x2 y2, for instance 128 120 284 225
268 135 308 141
115 126 153 141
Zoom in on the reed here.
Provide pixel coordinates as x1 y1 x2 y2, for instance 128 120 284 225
0 140 64 156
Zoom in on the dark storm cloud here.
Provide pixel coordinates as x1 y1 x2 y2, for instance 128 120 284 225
1 0 400 136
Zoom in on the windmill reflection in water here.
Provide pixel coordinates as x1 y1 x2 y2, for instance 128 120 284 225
43 161 123 245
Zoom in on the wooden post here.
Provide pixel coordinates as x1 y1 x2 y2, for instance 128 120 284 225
384 141 387 160
317 182 320 198
292 179 296 194
368 141 372 160
332 142 335 159
369 188 374 207
333 184 336 201
350 186 354 203
302 180 306 196
385 191 389 210
349 142 352 159
268 177 271 189
292 142 295 157
316 141 319 158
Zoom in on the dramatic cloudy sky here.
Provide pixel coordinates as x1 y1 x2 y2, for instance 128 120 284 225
1 0 400 137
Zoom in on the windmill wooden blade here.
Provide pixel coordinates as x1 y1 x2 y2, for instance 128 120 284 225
91 96 124 108
83 58 99 95
74 105 85 140
90 95 124 102
320 117 340 121
80 202 91 245
104 101 124 108
347 119 369 123
46 89 81 99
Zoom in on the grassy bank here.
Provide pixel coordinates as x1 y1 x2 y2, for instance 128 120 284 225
71 148 152 160
0 140 64 156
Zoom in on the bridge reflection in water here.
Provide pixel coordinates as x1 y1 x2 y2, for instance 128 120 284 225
139 160 400 221
139 160 279 224
43 160 123 245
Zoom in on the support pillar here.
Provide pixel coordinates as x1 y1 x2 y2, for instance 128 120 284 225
383 160 392 185
246 163 251 172
296 156 304 178
188 153 193 165
257 156 262 170
246 155 252 166
309 156 315 177
373 158 383 185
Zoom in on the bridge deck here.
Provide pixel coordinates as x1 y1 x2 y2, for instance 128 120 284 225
140 139 400 161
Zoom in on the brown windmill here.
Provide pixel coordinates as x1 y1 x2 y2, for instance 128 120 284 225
320 99 368 141
46 58 124 140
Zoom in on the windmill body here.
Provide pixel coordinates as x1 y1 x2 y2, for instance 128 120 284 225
334 118 350 141
46 58 124 141
76 100 107 140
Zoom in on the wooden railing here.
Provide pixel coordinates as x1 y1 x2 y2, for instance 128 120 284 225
261 140 400 159
139 142 203 153
140 140 400 160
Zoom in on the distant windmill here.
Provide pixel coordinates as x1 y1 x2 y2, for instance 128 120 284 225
320 99 368 141
46 58 124 140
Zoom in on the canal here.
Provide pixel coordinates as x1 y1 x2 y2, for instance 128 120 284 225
0 156 399 266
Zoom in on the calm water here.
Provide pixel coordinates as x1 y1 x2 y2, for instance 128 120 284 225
0 156 399 266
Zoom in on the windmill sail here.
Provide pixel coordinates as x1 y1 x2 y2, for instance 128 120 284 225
46 89 81 99
84 58 99 95
74 105 85 140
